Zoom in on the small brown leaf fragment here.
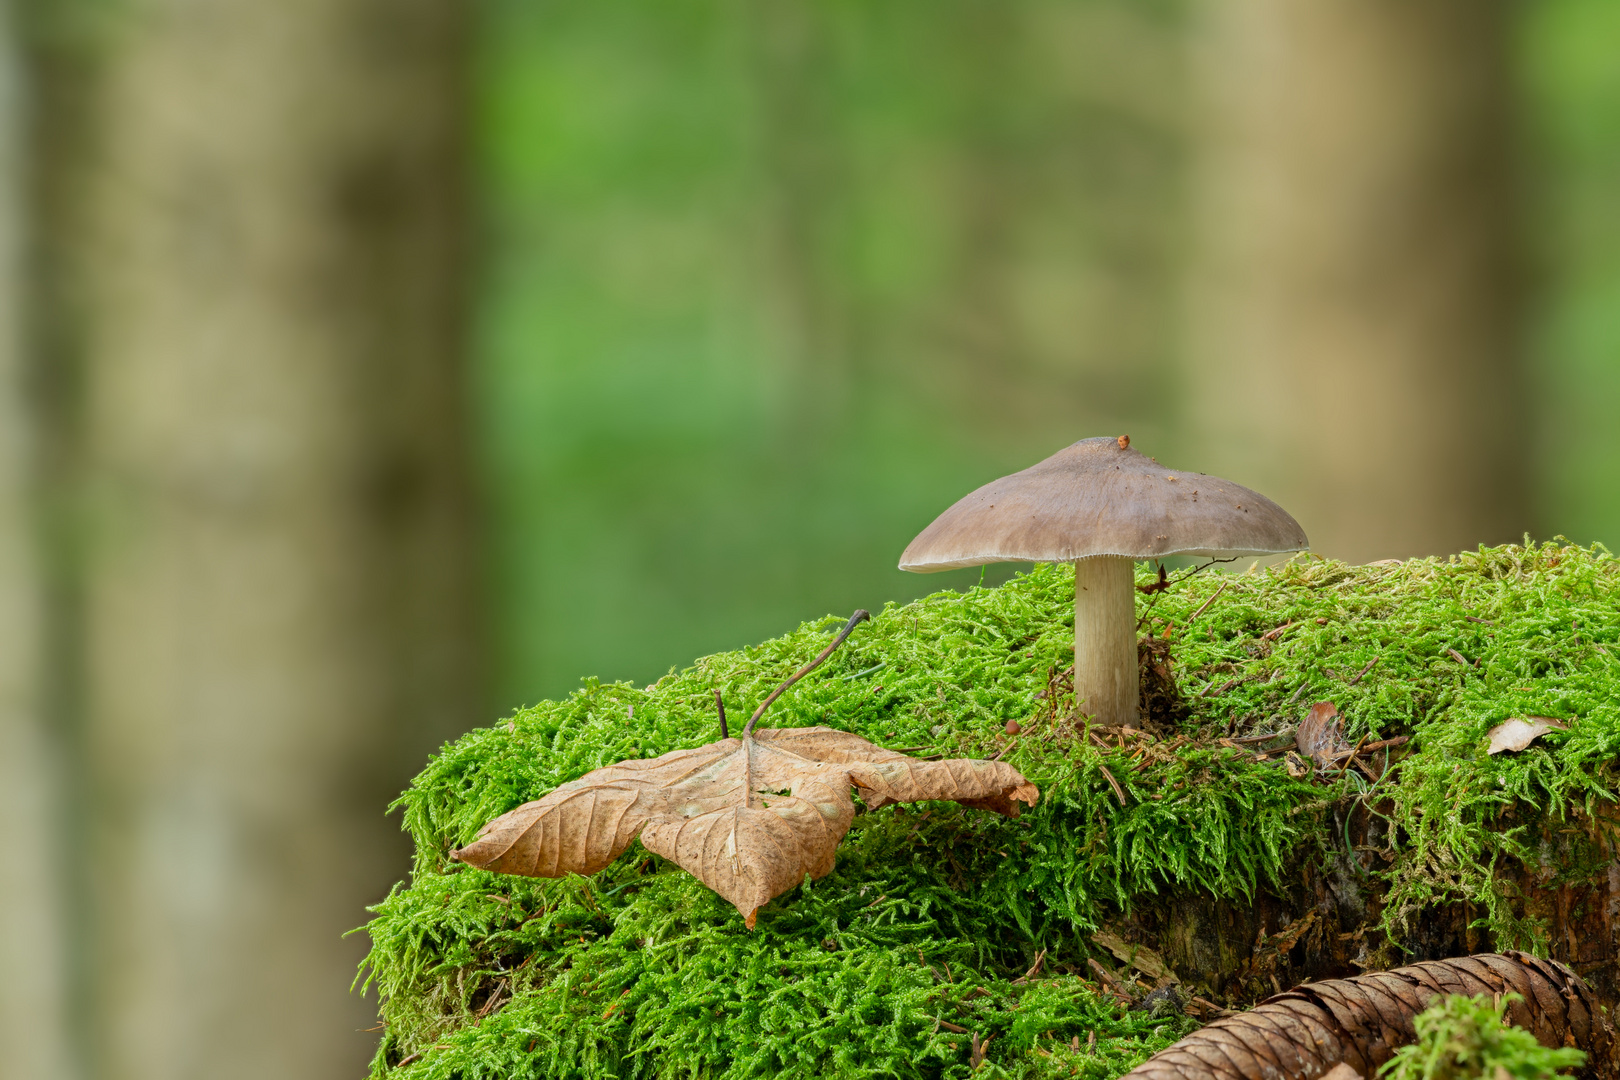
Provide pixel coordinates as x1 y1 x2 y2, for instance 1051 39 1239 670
1486 716 1567 755
1296 702 1351 770
451 726 1038 929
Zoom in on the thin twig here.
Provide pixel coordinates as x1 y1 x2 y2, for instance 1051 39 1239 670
475 978 509 1018
1336 732 1370 775
1177 555 1239 581
1136 557 1238 628
713 689 728 740
1285 680 1311 706
601 988 631 1020
1328 736 1408 761
1097 764 1127 807
743 609 871 737
1087 958 1133 1002
1346 656 1380 686
1253 738 1296 758
1188 580 1229 622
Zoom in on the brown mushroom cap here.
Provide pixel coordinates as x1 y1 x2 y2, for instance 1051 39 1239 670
899 436 1308 571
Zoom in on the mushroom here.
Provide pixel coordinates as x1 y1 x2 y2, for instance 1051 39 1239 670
899 435 1307 726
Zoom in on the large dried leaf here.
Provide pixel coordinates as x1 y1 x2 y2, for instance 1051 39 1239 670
451 727 1038 928
1487 716 1568 755
1122 952 1617 1080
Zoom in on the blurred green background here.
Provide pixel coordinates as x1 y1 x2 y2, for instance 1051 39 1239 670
1526 0 1620 550
476 0 1620 708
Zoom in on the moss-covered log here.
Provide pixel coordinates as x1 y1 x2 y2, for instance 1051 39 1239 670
360 542 1620 1078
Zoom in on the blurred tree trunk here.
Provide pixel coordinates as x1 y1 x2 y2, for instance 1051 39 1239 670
0 2 73 1077
1184 0 1529 563
22 1 480 1078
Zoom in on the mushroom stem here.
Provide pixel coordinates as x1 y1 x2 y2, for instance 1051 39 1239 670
1074 556 1138 726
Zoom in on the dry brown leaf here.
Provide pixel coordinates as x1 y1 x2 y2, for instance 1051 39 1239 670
1296 701 1351 770
1486 716 1568 755
451 726 1038 928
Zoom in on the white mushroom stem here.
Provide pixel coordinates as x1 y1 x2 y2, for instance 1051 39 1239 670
1074 556 1139 726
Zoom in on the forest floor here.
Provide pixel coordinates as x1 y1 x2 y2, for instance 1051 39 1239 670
359 542 1620 1079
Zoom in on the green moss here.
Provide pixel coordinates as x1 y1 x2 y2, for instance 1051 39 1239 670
360 542 1620 1078
1379 993 1585 1080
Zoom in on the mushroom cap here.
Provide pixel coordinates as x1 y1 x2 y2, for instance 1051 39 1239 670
899 436 1308 571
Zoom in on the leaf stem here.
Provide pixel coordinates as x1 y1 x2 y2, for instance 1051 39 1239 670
714 688 729 740
743 609 871 737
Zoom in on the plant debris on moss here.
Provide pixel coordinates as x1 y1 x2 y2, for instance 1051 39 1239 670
359 542 1620 1079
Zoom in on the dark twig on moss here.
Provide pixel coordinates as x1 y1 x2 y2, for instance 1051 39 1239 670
743 609 871 737
713 689 728 740
1346 656 1380 686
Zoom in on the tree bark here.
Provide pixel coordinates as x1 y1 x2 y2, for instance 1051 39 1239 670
1184 0 1529 564
24 1 480 1077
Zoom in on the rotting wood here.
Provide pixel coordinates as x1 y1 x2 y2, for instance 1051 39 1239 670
1122 952 1617 1080
1117 797 1620 1008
